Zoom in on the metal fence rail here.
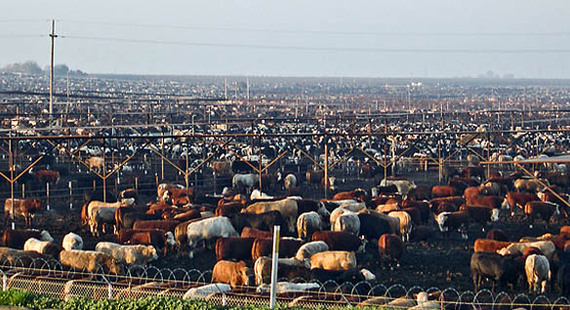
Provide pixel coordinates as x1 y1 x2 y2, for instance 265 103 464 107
0 255 569 309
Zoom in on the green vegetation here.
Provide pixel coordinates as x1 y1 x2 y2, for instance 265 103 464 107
0 289 386 310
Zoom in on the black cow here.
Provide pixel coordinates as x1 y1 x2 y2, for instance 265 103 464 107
357 213 392 240
470 252 522 293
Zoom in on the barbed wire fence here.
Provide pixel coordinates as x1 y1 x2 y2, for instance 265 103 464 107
0 254 569 309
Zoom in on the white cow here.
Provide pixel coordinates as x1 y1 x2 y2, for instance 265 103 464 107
379 179 416 195
95 242 158 266
183 283 232 300
186 216 238 258
525 254 551 294
62 232 84 251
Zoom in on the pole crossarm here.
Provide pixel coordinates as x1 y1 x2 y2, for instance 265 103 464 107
0 155 45 183
292 144 323 170
260 150 289 174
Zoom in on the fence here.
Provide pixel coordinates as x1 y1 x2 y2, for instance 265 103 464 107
0 255 569 309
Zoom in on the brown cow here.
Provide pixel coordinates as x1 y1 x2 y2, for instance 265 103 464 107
524 201 560 224
378 234 404 267
214 202 244 217
33 169 60 184
429 196 465 211
1 228 53 249
473 238 512 253
133 220 180 232
466 195 503 209
464 186 488 199
240 227 273 239
332 189 367 202
504 192 540 216
117 228 176 256
251 238 302 261
311 231 362 252
431 186 460 198
172 209 201 222
4 198 44 227
401 199 430 224
215 237 255 261
486 229 508 242
212 260 253 288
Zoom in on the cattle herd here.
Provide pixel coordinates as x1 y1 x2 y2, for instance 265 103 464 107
2 154 570 304
2 75 570 307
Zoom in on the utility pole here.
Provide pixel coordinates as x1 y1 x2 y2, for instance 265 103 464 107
49 20 57 127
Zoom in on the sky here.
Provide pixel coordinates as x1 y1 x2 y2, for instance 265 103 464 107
1 0 569 78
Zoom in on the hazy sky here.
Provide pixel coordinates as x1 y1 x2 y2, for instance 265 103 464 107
1 1 569 78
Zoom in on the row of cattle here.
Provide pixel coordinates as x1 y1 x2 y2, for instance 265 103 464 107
471 226 570 296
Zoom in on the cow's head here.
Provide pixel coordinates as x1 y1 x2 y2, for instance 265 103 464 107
32 199 44 211
40 230 54 242
145 245 159 262
491 208 500 222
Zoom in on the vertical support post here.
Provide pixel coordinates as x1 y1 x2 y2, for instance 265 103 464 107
46 182 50 211
49 20 57 126
21 184 25 198
134 176 139 193
438 139 443 183
324 141 329 199
69 180 73 209
9 138 15 230
161 131 165 181
258 141 263 190
269 225 280 309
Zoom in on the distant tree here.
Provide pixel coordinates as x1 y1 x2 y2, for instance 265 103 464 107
1 61 43 75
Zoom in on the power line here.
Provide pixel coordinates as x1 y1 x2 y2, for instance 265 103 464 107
60 19 570 37
60 34 570 54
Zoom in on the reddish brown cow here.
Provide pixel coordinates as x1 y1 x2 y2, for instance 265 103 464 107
117 228 176 256
378 233 404 267
473 238 513 253
561 226 570 236
486 229 508 242
251 238 302 261
332 189 367 202
461 166 485 180
172 209 201 222
240 227 273 239
133 220 180 232
450 176 480 187
505 192 539 216
429 196 465 211
406 186 431 201
401 199 430 224
464 186 488 199
401 207 422 226
540 190 570 217
311 231 362 252
215 237 255 261
459 205 499 224
33 170 60 184
1 228 51 249
166 187 193 206
4 198 44 227
466 195 503 209
215 202 244 217
433 202 458 216
524 201 559 224
431 185 460 198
